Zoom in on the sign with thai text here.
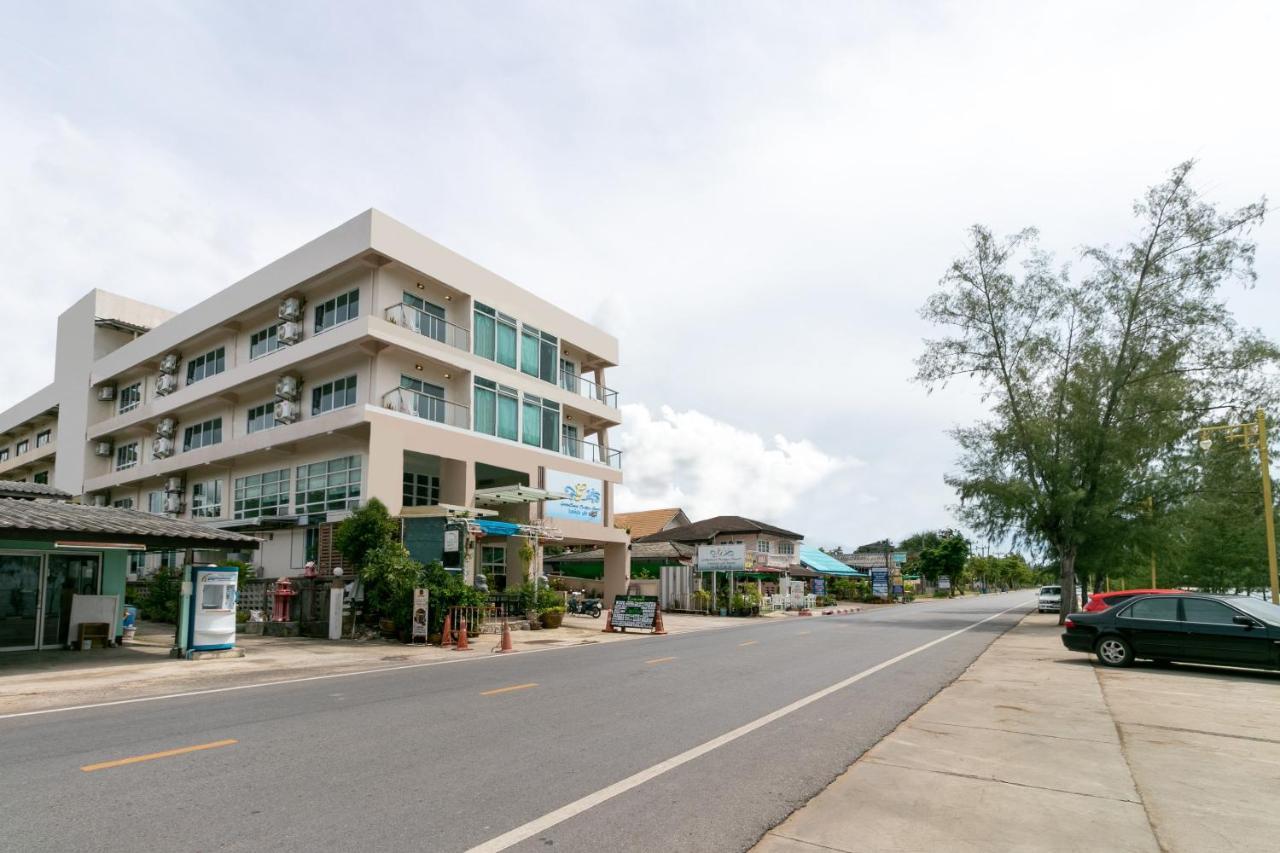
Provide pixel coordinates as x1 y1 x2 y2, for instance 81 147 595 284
610 595 658 630
871 570 890 599
544 469 604 525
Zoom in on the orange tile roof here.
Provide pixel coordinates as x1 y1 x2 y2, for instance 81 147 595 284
614 507 686 539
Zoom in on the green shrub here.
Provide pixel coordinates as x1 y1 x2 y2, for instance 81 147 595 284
334 498 400 571
139 568 181 623
691 589 712 611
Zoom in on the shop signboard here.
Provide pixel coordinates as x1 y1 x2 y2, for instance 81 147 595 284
871 570 890 599
544 469 604 525
610 595 658 630
812 578 826 596
892 583 905 597
697 543 746 572
411 588 429 641
938 575 952 590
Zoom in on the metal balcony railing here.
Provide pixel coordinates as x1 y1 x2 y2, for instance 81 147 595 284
384 304 470 353
381 387 471 430
559 369 619 408
560 434 622 469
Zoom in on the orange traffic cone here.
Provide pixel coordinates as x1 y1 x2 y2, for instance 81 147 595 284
652 606 667 635
495 619 515 653
440 612 454 648
601 608 615 633
454 617 471 651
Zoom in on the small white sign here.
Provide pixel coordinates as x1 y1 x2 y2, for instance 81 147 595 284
411 588 429 640
444 529 460 552
698 543 746 572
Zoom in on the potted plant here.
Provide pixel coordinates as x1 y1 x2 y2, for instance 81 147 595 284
539 606 565 629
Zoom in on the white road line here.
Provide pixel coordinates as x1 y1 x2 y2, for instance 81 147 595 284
464 602 1028 853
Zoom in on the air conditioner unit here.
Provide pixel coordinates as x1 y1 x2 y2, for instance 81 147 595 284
91 494 109 507
155 373 178 396
96 384 117 402
278 295 304 322
164 476 184 493
159 352 181 374
93 440 113 457
274 398 300 424
275 374 301 401
163 493 184 514
156 417 177 438
278 321 303 345
152 437 175 459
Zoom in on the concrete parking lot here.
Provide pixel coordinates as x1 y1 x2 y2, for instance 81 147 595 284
755 612 1280 853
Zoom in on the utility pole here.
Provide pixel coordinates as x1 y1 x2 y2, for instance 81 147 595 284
1146 496 1157 588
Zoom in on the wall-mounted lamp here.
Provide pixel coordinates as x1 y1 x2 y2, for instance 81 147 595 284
414 363 424 371
443 372 451 379
444 294 453 301
416 282 425 290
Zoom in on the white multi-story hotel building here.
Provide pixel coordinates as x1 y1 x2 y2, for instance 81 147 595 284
0 210 631 595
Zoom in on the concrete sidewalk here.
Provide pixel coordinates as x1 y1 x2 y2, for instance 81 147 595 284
754 612 1280 853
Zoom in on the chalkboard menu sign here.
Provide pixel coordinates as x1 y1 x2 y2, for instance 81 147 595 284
610 595 659 631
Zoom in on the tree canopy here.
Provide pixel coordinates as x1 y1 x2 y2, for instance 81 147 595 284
918 162 1275 618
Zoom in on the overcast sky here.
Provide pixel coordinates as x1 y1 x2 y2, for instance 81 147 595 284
3 1 1278 549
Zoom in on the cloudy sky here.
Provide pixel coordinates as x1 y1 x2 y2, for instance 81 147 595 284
3 1 1278 548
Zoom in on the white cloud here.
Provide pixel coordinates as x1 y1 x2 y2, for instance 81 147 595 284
613 403 859 525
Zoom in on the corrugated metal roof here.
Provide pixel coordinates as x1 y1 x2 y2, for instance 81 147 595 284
801 546 867 576
637 515 803 543
545 541 695 563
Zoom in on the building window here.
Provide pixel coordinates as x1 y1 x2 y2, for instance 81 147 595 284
520 324 559 383
113 498 134 509
191 479 223 518
403 472 440 507
15 439 28 455
35 430 52 448
186 346 226 385
399 375 446 422
183 417 223 452
118 382 142 414
115 442 140 471
473 377 518 441
33 471 49 485
304 527 320 563
234 469 290 519
473 303 517 368
295 455 361 514
249 324 281 359
777 541 795 556
147 491 165 514
402 292 447 342
0 448 9 462
315 289 360 332
247 402 276 434
757 539 771 554
311 375 358 415
521 394 560 452
481 545 508 591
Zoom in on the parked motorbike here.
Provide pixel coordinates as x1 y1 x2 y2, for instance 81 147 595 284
567 596 603 618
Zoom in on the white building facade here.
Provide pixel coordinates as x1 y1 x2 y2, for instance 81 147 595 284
0 210 630 595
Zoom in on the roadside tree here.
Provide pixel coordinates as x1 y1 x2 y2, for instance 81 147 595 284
918 162 1274 620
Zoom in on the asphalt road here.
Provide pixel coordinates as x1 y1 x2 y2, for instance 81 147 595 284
0 592 1033 852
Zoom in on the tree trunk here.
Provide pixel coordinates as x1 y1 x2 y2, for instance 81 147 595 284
1058 548 1078 625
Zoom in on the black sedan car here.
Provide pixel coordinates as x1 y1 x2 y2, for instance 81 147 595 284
1061 593 1280 670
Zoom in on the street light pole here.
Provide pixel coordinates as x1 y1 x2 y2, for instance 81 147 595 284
1146 496 1157 588
1198 408 1280 605
1255 410 1279 605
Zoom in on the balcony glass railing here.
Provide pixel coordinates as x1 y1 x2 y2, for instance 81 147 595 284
560 434 622 469
559 369 618 408
384 304 471 352
381 387 471 430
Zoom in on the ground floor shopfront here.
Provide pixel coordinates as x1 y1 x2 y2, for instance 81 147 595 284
0 543 126 651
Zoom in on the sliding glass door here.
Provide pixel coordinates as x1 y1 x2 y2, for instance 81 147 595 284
0 554 42 649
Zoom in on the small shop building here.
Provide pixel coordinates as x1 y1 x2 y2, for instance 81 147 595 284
0 487 258 652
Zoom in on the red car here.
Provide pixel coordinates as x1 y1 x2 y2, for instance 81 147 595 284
1082 588 1181 612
